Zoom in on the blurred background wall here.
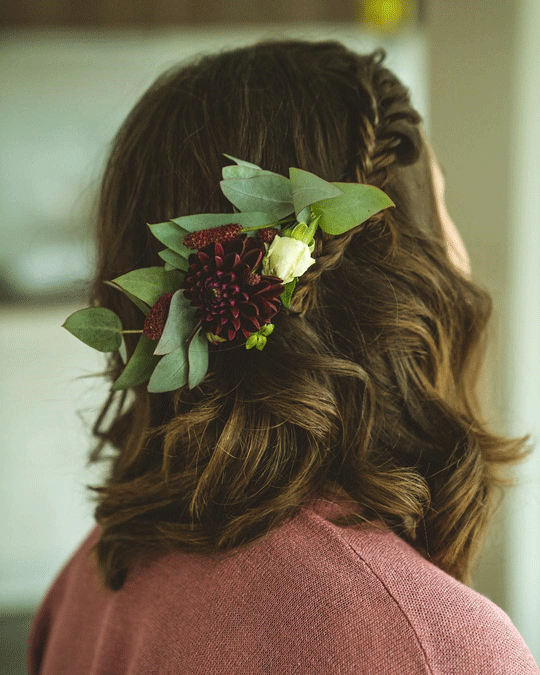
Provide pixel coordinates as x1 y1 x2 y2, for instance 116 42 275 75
0 0 538 671
427 0 540 652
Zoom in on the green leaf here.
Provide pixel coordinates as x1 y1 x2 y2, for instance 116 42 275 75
102 280 151 315
311 183 395 236
289 167 343 216
220 174 294 219
303 214 321 245
188 328 209 389
62 307 122 352
154 289 198 356
118 335 127 364
158 247 189 271
280 278 297 308
147 342 189 393
147 221 192 258
111 334 160 391
222 153 262 169
297 205 311 224
111 267 182 308
222 166 274 180
170 211 277 233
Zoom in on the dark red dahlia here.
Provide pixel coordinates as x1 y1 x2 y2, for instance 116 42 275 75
181 234 284 342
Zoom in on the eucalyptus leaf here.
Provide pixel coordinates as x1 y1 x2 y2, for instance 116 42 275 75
170 211 277 233
118 335 127 364
289 167 343 216
222 166 275 180
111 334 160 391
148 221 192 258
188 328 209 389
220 174 294 220
111 267 182 307
147 342 189 393
154 289 199 356
157 248 190 271
62 307 122 352
102 280 151 315
222 153 262 169
311 183 395 236
297 205 311 224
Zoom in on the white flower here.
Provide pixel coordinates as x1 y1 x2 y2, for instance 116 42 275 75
261 234 316 284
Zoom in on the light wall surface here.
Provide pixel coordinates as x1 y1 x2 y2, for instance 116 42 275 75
427 0 539 659
505 0 540 653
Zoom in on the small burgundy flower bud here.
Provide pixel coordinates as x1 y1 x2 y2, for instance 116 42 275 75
256 227 279 244
143 292 173 340
183 223 243 249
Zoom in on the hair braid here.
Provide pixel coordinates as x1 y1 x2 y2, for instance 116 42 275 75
291 48 418 314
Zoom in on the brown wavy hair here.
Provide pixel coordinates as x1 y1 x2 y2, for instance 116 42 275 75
82 38 532 592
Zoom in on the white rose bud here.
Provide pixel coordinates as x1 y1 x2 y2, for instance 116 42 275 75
261 235 316 284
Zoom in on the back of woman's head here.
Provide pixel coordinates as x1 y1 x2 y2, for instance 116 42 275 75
86 38 531 591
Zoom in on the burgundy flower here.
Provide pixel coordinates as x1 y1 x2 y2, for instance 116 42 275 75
183 223 243 249
181 234 284 342
143 292 173 340
256 227 279 244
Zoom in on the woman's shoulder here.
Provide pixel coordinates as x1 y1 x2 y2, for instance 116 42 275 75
298 494 539 674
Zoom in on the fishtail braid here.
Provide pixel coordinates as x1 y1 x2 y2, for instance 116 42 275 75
291 48 421 314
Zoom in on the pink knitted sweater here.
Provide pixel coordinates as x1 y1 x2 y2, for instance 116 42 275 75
27 493 539 674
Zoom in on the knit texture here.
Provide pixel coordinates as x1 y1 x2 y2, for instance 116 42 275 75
27 493 539 674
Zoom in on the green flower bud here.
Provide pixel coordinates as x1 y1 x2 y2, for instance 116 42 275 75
255 334 267 350
260 323 274 336
245 333 259 349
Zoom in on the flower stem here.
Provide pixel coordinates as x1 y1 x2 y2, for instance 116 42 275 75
240 216 295 233
184 318 203 345
241 224 278 232
120 329 144 333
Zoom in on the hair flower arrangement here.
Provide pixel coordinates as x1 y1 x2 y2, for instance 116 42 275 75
63 154 394 393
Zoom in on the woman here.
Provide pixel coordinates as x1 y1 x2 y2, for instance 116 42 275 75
27 38 539 674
